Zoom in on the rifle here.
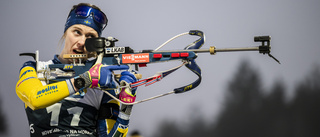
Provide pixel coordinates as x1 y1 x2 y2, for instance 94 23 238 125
20 30 279 105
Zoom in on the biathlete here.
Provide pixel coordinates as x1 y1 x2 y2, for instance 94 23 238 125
16 3 138 137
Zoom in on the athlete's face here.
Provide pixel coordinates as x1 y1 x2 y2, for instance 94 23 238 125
59 24 98 64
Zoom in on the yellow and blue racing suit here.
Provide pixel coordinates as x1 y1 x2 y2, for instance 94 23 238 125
16 55 130 137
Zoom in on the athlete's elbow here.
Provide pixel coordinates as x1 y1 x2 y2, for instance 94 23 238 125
16 89 36 110
28 99 47 110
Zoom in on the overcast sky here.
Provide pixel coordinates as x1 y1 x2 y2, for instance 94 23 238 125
1 0 320 136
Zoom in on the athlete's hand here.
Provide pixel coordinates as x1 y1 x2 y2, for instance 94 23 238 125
79 63 129 89
118 71 138 103
118 71 138 119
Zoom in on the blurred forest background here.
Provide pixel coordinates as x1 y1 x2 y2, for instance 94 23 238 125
0 93 6 135
152 60 320 137
1 59 319 137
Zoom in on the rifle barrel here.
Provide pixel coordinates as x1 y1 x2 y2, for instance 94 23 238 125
214 47 259 52
150 46 259 54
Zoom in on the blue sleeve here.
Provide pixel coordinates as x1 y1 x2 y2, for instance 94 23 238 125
97 90 130 137
20 61 36 71
97 119 108 137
